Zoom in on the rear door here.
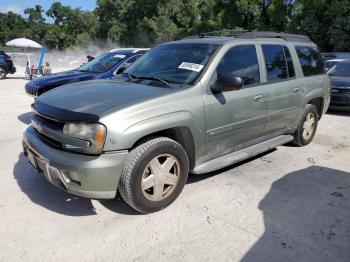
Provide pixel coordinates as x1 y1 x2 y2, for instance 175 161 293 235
259 43 304 135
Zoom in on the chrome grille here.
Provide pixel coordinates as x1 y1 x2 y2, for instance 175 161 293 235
32 114 64 149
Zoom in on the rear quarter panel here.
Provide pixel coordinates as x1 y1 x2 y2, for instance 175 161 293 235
290 42 330 116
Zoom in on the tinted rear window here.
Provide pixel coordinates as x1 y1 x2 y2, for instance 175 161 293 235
295 46 325 76
262 45 289 81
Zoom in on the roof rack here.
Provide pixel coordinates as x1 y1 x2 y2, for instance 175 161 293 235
183 30 312 43
198 29 251 38
237 31 312 43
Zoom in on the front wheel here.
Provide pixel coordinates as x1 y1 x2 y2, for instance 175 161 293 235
118 137 189 213
292 104 318 146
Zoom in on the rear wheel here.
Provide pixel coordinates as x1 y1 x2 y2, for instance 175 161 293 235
118 137 189 213
0 66 6 79
293 104 318 146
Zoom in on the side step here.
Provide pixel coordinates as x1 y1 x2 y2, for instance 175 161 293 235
192 135 294 174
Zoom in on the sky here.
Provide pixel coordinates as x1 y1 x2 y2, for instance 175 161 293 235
0 0 97 16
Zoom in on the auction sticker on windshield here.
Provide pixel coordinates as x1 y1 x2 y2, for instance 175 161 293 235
178 62 204 72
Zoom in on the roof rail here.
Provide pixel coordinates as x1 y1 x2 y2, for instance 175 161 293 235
198 28 251 38
237 31 312 43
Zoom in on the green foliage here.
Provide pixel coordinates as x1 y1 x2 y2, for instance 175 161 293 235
0 0 350 51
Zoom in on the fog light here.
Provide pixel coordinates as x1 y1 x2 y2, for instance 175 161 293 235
62 170 81 183
69 171 81 183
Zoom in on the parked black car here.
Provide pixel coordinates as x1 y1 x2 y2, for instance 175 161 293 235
25 48 148 97
329 61 350 110
0 51 16 79
321 52 337 60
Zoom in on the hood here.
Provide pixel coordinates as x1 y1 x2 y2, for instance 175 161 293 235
34 80 176 122
330 76 350 89
30 70 97 87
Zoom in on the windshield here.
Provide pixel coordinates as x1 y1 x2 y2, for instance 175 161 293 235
325 61 337 70
330 63 350 77
79 52 126 73
125 43 219 86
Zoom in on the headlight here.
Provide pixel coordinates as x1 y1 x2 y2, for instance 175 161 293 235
63 123 106 154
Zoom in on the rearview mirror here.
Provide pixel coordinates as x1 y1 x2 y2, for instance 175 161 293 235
211 75 243 93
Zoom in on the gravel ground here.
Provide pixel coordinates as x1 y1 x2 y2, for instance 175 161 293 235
0 69 349 262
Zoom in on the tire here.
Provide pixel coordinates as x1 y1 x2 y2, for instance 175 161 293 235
0 66 6 79
118 137 189 213
292 104 318 147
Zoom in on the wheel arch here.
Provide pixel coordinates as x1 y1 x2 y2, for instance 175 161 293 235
306 97 324 119
131 126 196 171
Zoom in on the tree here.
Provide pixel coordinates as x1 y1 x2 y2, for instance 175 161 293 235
23 5 47 45
45 2 99 48
329 0 350 51
46 2 71 27
2 0 350 51
24 5 45 24
289 0 337 51
0 12 27 43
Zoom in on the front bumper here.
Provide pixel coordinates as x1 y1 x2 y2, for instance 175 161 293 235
25 82 39 97
9 64 16 74
330 91 350 110
23 126 128 199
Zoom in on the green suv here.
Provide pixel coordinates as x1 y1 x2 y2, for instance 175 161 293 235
23 32 330 213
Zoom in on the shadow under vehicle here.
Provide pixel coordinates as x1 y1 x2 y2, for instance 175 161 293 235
242 166 350 262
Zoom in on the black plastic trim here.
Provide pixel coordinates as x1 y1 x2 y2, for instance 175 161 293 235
32 100 100 123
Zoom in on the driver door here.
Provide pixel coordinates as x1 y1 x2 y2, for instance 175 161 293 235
203 45 267 157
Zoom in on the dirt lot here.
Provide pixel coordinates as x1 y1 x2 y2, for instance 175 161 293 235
0 70 349 262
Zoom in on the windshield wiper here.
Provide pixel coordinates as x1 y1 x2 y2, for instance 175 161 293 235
79 69 100 74
135 75 173 88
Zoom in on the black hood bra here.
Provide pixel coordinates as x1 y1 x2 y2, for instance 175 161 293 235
32 100 99 123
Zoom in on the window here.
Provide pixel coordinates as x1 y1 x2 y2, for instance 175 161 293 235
126 55 142 64
262 45 289 81
284 46 295 78
216 45 260 87
79 52 126 73
329 62 350 77
295 46 325 76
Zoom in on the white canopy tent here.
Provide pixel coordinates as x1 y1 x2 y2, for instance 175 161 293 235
5 38 42 68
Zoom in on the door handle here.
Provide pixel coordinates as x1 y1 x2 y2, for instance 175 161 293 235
294 87 302 93
254 94 264 102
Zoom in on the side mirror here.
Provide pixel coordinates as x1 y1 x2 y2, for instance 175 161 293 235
211 75 243 93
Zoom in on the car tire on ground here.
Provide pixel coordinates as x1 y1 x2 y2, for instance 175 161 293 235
292 104 319 147
118 137 189 213
0 66 6 79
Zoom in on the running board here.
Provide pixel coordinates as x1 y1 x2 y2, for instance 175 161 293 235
192 135 294 174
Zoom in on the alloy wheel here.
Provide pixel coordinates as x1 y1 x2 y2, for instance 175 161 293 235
302 112 316 140
141 153 180 201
